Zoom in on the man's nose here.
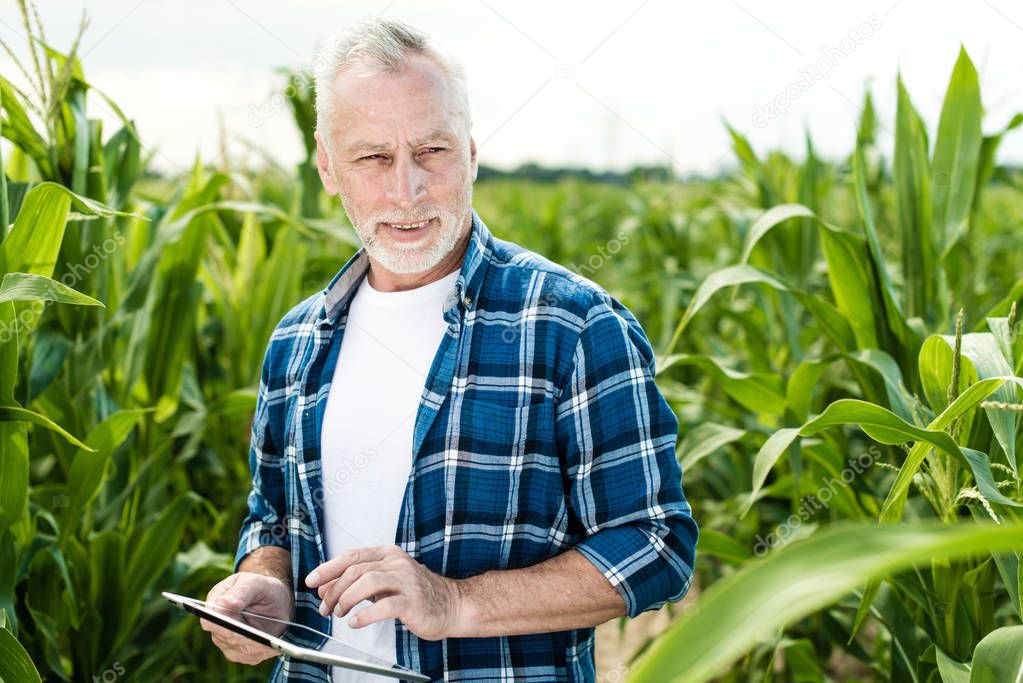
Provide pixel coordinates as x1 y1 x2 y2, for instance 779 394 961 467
385 153 428 208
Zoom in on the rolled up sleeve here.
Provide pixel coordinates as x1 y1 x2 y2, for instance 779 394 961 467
233 343 290 573
556 290 698 618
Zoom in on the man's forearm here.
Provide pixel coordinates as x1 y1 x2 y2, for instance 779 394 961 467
239 546 293 591
448 548 626 638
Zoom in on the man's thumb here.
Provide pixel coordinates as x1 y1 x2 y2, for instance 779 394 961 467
217 573 265 609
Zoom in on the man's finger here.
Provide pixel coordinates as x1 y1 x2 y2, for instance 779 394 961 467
345 596 403 629
316 560 380 615
306 545 395 587
315 576 339 600
325 568 399 619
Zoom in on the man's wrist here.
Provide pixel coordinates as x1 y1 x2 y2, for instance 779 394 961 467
446 574 479 639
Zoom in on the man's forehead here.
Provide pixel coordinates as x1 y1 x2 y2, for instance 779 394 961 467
330 55 449 107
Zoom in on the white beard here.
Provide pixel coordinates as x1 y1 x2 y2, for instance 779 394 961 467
361 207 465 274
339 187 473 275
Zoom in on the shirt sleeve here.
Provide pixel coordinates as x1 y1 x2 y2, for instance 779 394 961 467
556 290 698 618
233 341 291 573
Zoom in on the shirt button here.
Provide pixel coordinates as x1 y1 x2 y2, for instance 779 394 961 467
462 295 472 309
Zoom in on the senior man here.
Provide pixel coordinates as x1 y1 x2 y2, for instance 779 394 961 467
202 17 698 683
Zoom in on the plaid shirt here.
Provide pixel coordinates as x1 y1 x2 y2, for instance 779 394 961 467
233 208 698 682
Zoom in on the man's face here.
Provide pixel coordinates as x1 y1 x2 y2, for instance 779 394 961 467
315 54 478 276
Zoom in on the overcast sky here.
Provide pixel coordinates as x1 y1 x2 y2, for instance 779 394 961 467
2 0 1022 177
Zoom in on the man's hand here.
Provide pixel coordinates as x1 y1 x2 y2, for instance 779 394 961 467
201 572 294 665
305 545 462 642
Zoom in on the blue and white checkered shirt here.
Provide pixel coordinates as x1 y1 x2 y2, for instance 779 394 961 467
233 208 698 682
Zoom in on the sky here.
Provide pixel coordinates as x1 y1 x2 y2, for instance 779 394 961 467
1 0 1022 178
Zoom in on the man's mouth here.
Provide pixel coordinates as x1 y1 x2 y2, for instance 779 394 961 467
383 217 436 238
387 218 432 230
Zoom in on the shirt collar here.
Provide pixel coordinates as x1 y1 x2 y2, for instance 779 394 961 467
317 206 493 328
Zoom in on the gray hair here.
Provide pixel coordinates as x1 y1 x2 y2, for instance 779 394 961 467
313 18 471 143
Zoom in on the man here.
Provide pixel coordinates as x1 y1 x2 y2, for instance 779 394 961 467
202 17 698 683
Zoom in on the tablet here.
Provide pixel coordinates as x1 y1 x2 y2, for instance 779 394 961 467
163 591 430 682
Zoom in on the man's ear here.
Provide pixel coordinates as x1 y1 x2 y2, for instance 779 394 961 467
315 131 340 196
469 135 478 184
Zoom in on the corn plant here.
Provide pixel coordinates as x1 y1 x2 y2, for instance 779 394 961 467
626 47 1023 682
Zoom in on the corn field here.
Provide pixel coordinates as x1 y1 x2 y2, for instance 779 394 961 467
1 8 1022 683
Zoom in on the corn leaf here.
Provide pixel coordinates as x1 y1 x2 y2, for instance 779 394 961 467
628 522 1023 683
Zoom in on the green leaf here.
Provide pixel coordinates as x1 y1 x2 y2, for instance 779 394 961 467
745 428 800 517
820 222 879 349
931 47 982 256
0 406 92 451
678 422 747 471
739 204 815 265
894 74 937 323
696 529 751 565
0 183 69 278
1 303 18 403
969 625 1023 683
0 272 103 306
987 317 1017 371
627 522 1023 683
957 334 1019 472
659 353 785 416
936 647 971 683
920 334 978 416
0 532 16 632
983 543 1021 622
0 613 41 683
0 182 139 278
666 264 788 353
961 448 1022 508
0 423 27 533
850 579 881 646
744 399 962 517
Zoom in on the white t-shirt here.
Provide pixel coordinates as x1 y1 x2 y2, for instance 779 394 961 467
319 267 459 682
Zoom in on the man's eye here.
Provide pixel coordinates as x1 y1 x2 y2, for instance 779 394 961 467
422 147 444 154
360 154 383 161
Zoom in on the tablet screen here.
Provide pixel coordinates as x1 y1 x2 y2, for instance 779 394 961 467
169 593 404 671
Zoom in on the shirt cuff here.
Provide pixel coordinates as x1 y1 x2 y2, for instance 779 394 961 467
571 511 697 619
